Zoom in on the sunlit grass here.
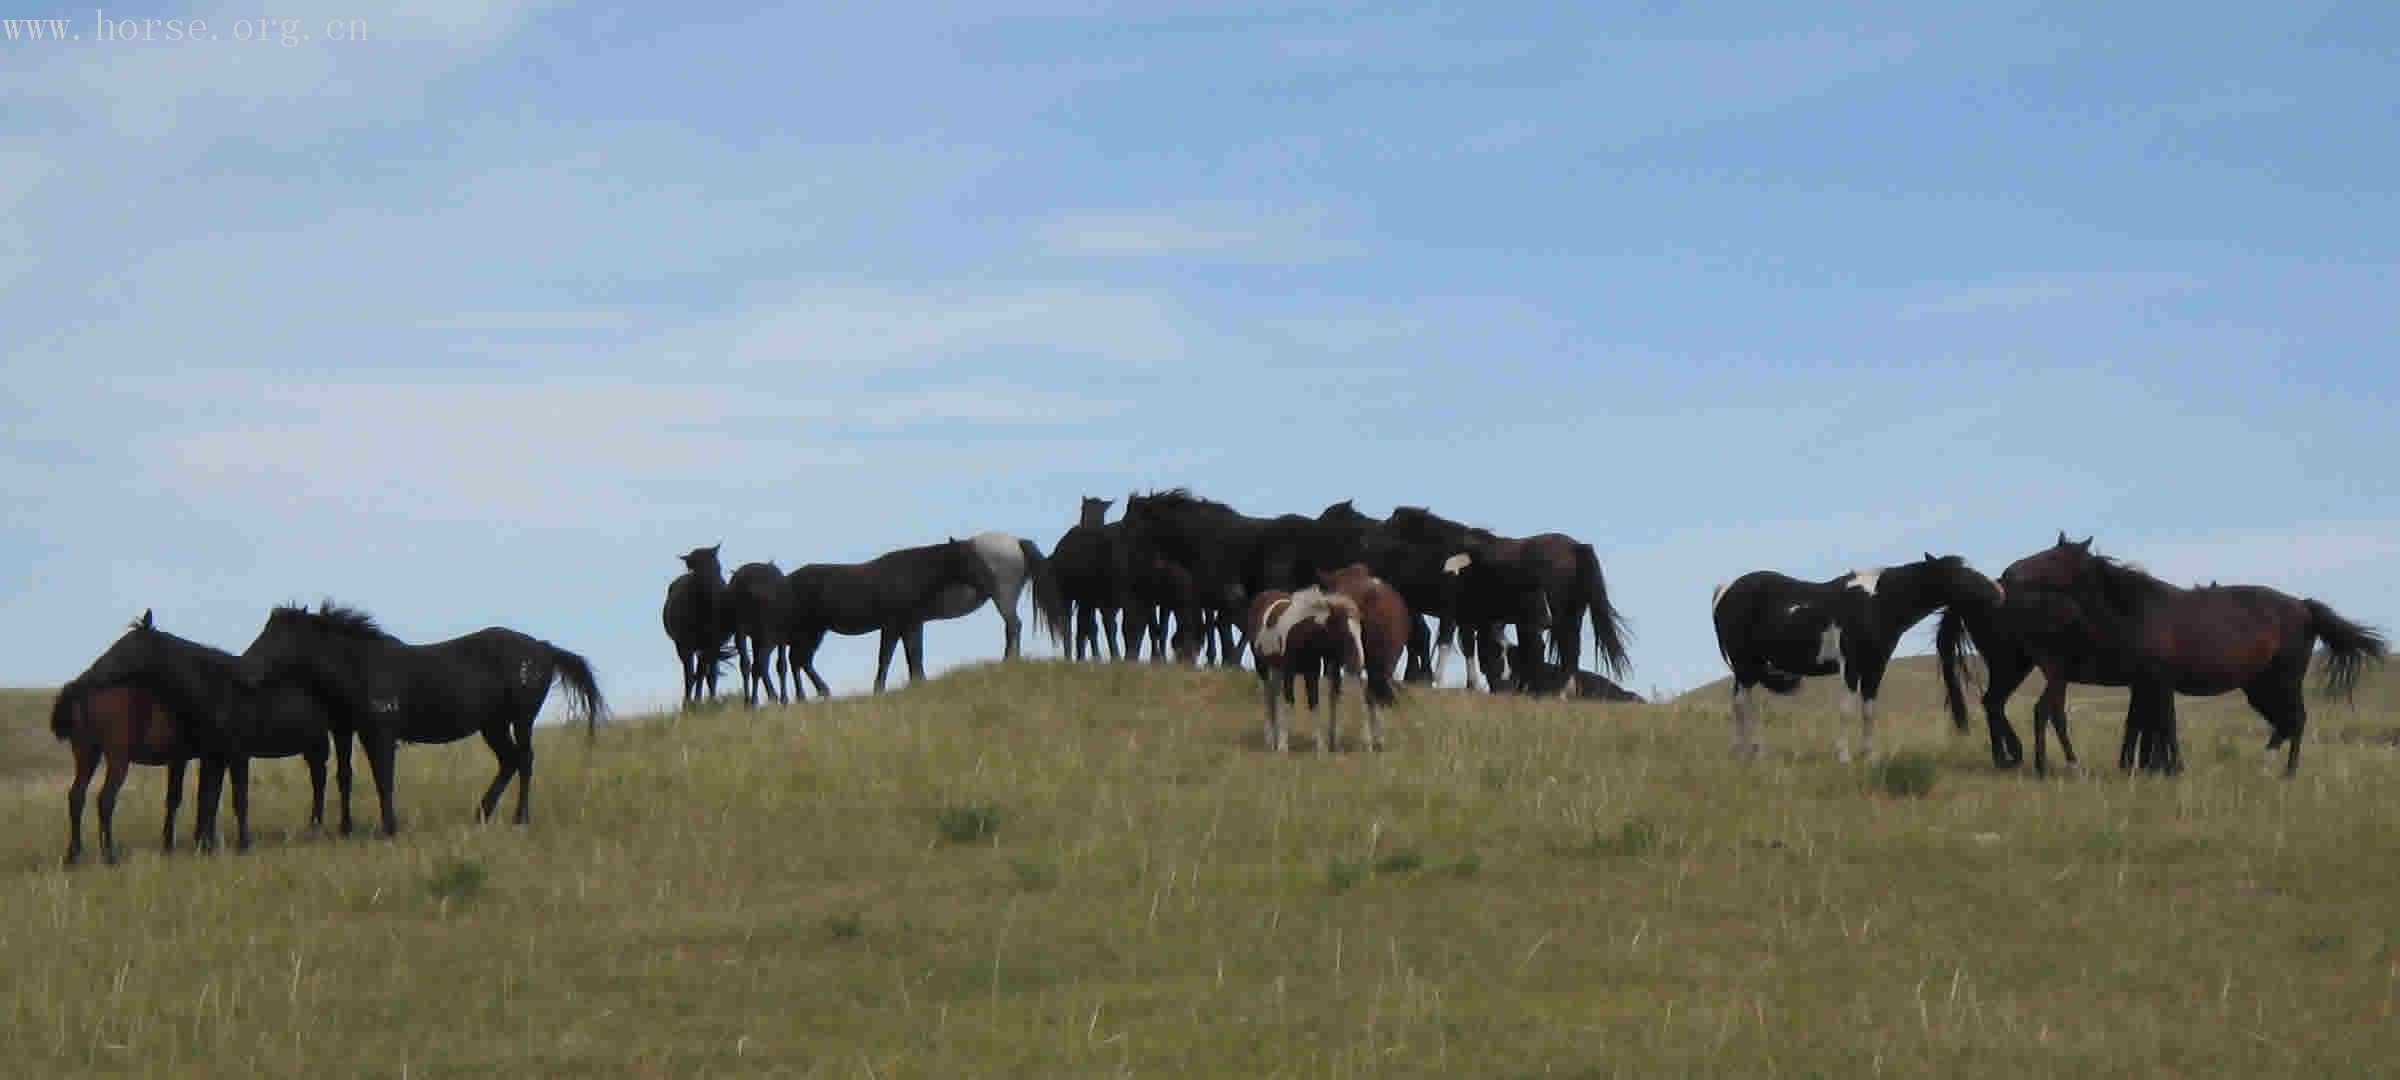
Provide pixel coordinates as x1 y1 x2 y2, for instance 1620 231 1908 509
0 660 2396 1073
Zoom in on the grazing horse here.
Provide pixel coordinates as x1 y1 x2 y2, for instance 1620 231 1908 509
234 603 605 836
663 544 734 704
1052 497 1129 661
1711 554 2004 761
1381 506 1603 692
1973 534 2385 777
52 611 343 863
783 538 998 696
727 561 793 705
1316 500 1467 683
1123 547 1205 663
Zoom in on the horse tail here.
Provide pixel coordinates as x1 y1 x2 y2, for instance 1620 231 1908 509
1576 544 1632 679
49 679 83 740
1935 606 1979 732
544 644 607 740
2304 599 2387 700
1020 538 1070 648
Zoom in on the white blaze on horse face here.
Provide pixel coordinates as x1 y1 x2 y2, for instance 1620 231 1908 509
1847 569 1881 596
1443 553 1472 576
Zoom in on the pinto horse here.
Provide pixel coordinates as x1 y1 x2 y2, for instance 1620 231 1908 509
1247 565 1409 753
1711 554 2004 761
53 611 344 863
235 603 605 836
1978 534 2385 777
663 544 734 704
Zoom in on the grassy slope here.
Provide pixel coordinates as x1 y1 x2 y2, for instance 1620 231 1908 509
0 662 2395 1075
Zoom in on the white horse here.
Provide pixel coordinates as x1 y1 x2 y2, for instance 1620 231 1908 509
921 531 1069 659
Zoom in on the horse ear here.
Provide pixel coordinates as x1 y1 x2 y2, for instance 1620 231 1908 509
1924 551 1937 563
2074 536 2093 552
139 608 154 629
2056 530 2070 546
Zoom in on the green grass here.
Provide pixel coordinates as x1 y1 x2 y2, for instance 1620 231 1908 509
2 660 2398 1074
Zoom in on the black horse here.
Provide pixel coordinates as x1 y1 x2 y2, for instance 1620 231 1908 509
53 611 346 862
782 538 995 695
727 560 793 706
1935 574 2166 774
1711 554 2004 761
1052 497 1129 662
663 544 734 705
1949 534 2384 777
1120 490 1275 665
1381 506 1609 692
234 603 604 836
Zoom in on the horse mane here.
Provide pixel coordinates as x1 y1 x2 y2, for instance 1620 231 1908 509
1137 487 1235 514
282 601 401 643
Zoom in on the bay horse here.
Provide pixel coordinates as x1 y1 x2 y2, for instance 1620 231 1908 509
52 611 344 863
234 603 605 836
1974 534 2385 776
782 537 998 696
662 544 734 704
727 561 793 705
1711 554 2004 760
1381 506 1584 691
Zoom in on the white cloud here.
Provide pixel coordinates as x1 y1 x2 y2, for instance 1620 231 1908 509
1895 272 2204 320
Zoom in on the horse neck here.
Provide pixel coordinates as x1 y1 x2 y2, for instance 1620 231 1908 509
1858 565 1958 633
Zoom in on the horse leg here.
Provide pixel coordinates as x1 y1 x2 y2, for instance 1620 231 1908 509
65 740 99 864
735 633 756 707
776 644 795 704
1260 668 1282 751
229 757 252 853
1001 606 1023 661
1323 668 1342 754
334 728 356 836
1978 653 2029 769
195 756 225 853
677 645 696 704
96 754 131 864
1728 681 1751 758
477 726 519 823
873 629 901 694
514 719 537 824
365 734 401 837
903 623 929 685
304 740 328 830
2032 674 2065 777
162 757 187 854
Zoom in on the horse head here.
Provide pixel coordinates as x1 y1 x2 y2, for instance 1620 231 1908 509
2003 534 2098 600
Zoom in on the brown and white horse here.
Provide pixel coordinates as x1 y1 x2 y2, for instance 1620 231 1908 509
1247 564 1410 752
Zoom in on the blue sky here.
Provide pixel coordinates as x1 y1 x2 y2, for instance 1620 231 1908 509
5 2 2396 712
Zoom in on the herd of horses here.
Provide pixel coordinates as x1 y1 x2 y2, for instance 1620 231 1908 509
40 486 2388 868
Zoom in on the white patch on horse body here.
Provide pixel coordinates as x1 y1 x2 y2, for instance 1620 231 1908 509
518 659 538 687
1443 553 1472 575
371 698 399 714
1710 582 1729 617
1257 588 1356 660
1432 641 1452 680
1787 602 1805 617
1816 624 1843 668
1846 569 1881 595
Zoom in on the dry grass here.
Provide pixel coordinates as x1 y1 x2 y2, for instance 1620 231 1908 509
1 660 2397 1075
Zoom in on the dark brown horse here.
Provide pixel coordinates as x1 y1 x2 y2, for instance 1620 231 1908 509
1977 535 2385 776
53 611 342 863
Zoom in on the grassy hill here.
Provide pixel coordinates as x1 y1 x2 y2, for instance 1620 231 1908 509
1675 651 2400 749
2 662 2397 1074
0 688 68 786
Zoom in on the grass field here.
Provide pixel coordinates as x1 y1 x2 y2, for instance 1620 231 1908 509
3 660 2397 1075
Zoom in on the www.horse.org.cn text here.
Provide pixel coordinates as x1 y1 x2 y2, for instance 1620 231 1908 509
0 12 370 47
